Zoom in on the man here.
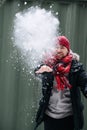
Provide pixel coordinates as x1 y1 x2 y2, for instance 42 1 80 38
34 36 87 130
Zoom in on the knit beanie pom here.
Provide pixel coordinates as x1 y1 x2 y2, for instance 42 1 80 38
57 36 70 52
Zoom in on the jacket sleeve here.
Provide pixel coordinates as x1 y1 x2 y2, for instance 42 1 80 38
77 64 87 98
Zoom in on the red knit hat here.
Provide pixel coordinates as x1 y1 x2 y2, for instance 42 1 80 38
57 36 70 52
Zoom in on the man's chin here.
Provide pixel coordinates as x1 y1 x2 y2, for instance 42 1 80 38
57 54 63 59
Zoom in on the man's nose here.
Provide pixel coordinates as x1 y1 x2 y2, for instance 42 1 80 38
57 48 61 52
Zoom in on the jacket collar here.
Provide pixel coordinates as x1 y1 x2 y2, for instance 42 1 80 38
70 60 82 73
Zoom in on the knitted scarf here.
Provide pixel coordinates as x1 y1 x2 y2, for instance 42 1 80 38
44 54 73 90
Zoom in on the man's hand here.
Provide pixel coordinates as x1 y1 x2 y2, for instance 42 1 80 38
35 65 53 74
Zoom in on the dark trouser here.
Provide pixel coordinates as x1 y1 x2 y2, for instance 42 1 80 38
44 114 74 130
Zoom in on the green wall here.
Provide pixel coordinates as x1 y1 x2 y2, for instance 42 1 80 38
0 0 87 130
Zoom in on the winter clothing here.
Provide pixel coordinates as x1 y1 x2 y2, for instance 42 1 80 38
34 59 87 130
44 53 73 90
45 86 73 119
34 35 87 130
57 36 70 52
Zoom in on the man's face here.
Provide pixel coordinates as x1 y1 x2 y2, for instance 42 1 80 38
55 45 68 59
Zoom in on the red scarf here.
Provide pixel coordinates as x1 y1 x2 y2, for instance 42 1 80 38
44 54 73 90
